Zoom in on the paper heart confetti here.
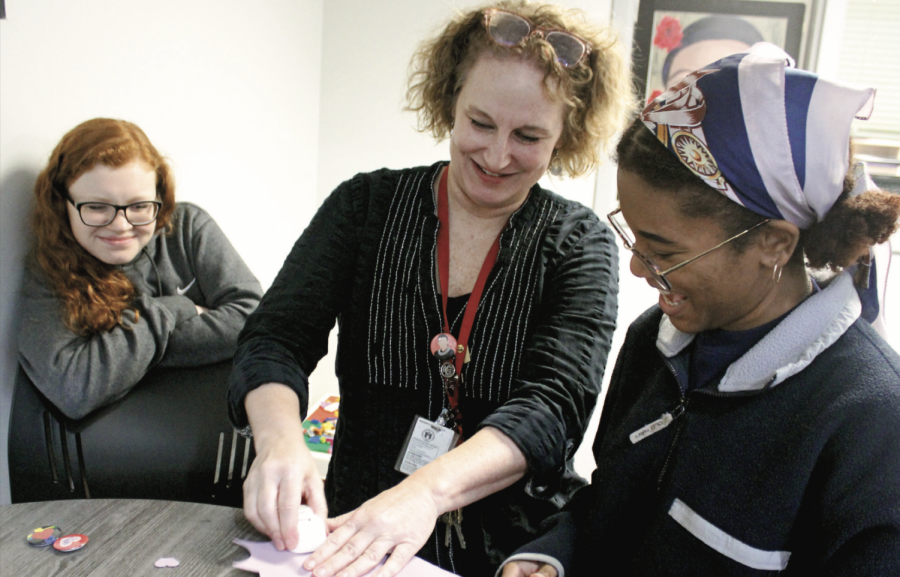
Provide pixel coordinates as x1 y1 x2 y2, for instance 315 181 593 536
154 557 180 568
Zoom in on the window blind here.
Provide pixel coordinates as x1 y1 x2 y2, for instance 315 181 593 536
837 0 900 138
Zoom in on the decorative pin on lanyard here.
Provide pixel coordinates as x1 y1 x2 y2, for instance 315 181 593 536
433 165 502 437
431 332 462 435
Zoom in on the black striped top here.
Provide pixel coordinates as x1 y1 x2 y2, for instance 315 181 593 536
229 162 619 572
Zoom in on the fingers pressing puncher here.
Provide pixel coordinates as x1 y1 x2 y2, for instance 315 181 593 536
290 505 328 554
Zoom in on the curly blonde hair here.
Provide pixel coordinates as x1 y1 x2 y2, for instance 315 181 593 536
32 118 176 335
406 0 636 178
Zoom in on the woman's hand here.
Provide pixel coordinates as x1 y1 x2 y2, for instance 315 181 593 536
303 478 438 577
501 561 558 577
243 432 327 551
304 427 528 577
244 384 328 551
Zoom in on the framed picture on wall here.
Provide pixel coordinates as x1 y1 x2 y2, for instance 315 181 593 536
632 0 807 104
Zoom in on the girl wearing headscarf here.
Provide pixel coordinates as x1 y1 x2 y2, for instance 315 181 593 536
501 43 900 576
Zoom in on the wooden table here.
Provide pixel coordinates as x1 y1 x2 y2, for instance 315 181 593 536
0 499 266 576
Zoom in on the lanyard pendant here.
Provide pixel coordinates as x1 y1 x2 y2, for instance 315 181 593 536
435 406 461 429
435 407 453 428
439 360 457 381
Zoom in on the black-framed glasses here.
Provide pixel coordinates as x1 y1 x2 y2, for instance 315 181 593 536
67 197 162 227
484 8 592 68
607 208 770 292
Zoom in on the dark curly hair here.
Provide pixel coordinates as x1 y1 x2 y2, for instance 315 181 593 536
615 117 900 269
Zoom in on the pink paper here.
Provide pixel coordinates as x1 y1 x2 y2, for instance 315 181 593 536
232 539 457 577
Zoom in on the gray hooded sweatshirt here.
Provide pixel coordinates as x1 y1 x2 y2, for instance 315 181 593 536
18 202 263 419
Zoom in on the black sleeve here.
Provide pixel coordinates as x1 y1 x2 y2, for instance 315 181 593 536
495 510 578 577
814 334 900 574
227 175 369 426
479 212 619 492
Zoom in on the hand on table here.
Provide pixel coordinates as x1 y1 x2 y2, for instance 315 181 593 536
501 561 558 577
243 431 327 552
303 478 439 577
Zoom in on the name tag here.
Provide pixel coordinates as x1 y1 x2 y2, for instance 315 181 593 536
629 412 674 444
395 416 459 475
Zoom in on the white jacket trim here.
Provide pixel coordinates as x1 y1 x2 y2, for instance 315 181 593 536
668 498 791 570
656 312 695 357
657 270 861 392
496 554 565 577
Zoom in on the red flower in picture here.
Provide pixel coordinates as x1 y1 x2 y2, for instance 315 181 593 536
654 16 683 52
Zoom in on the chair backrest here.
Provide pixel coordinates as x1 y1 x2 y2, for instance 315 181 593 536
8 360 253 507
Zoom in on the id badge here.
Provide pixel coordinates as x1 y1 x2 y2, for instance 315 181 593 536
394 416 459 475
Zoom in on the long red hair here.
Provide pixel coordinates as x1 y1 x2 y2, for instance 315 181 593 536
32 118 176 335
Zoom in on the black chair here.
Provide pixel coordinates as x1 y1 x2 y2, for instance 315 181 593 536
8 360 253 507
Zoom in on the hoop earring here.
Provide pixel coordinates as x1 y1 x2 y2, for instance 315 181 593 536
549 152 562 176
772 263 783 284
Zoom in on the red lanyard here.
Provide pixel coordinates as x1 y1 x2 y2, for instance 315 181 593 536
436 166 503 398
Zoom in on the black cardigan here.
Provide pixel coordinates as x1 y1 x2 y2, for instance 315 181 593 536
506 305 900 576
228 162 619 574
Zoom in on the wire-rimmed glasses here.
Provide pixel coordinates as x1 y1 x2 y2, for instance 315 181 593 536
67 197 162 227
607 208 770 291
484 8 592 68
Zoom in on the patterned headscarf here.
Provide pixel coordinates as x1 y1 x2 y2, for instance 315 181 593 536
641 42 876 229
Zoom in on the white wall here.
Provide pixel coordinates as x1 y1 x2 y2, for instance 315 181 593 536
0 0 324 504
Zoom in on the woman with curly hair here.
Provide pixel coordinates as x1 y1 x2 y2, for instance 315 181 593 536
227 2 634 576
501 44 900 576
19 118 262 420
